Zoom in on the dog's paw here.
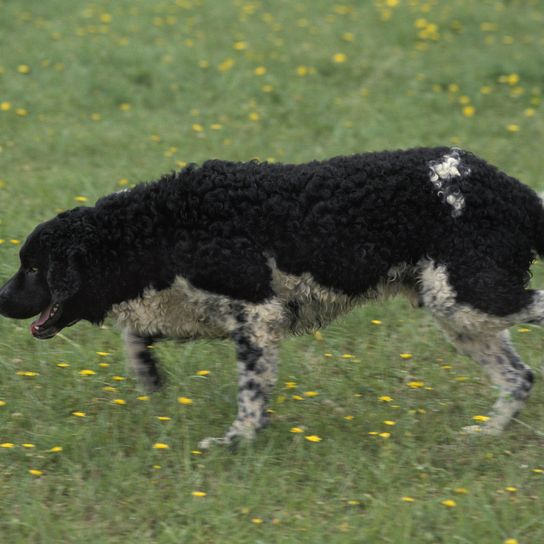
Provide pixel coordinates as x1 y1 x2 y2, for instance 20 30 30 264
461 424 502 436
198 426 256 450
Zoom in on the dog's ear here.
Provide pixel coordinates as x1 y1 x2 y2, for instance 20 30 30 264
47 251 81 302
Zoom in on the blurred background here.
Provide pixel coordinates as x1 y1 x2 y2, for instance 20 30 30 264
1 1 543 542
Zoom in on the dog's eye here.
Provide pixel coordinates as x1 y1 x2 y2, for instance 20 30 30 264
29 266 39 273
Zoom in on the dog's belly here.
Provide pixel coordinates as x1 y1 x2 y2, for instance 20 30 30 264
110 276 236 339
110 263 417 339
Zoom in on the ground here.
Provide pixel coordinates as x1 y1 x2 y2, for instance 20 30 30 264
0 1 543 542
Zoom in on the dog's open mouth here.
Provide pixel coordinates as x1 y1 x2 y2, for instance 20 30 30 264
30 303 62 339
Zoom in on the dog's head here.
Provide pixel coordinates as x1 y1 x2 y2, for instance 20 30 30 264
0 208 106 339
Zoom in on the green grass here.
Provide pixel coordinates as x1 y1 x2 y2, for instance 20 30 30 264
1 0 543 542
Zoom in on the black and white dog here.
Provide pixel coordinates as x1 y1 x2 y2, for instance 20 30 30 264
0 147 542 447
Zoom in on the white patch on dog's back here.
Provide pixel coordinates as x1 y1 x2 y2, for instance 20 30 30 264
428 149 470 218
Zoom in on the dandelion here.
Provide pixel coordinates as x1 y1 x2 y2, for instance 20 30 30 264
74 196 88 203
292 395 304 401
407 381 425 388
29 469 44 476
532 468 543 474
296 65 310 76
504 486 518 493
506 124 520 133
119 103 131 111
384 420 396 426
472 415 490 422
379 395 393 402
99 363 109 368
284 381 297 389
15 108 28 116
378 432 391 438
178 396 193 405
112 399 126 405
17 64 31 74
305 435 322 442
441 499 457 507
503 539 519 544
332 53 347 63
96 351 111 356
22 444 35 449
196 370 210 376
248 112 260 122
103 386 116 392
156 416 171 421
16 371 39 377
233 41 248 50
72 411 86 417
371 319 382 325
344 415 354 421
137 395 150 401
454 487 469 494
251 517 264 524
402 496 415 502
313 331 323 341
49 446 63 453
112 375 125 381
523 108 536 118
462 106 476 117
90 113 101 121
57 363 70 368
192 123 204 132
218 58 235 72
79 369 96 376
0 101 11 111
342 32 354 42
303 391 319 397
399 353 412 359
1 443 15 448
342 353 354 359
152 443 169 449
290 427 304 433
10 239 21 245
254 66 266 76
210 124 222 130
0 400 6 406
192 490 207 497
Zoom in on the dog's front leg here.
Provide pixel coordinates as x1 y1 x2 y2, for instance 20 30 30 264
199 303 283 449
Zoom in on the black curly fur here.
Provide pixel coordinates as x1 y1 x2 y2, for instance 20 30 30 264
1 146 544 326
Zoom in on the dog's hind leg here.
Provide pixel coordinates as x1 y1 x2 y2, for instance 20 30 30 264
439 328 533 434
420 260 536 434
198 301 285 449
123 329 162 392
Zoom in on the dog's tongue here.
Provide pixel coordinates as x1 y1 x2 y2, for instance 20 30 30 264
31 304 54 330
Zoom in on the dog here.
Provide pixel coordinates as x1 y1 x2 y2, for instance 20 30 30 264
1 147 543 447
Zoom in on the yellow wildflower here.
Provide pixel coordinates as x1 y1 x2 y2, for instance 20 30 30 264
29 469 44 476
72 411 86 417
441 499 456 507
152 443 169 449
49 446 63 453
178 396 193 405
332 53 347 63
305 435 322 442
113 399 126 405
192 491 207 497
290 427 304 433
79 369 96 376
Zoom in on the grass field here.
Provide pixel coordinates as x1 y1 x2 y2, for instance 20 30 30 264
1 0 544 542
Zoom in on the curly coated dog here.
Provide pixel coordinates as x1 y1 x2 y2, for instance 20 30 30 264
1 147 543 447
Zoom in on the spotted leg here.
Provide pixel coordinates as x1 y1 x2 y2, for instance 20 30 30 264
420 260 538 434
122 328 162 392
442 329 533 435
198 302 284 449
